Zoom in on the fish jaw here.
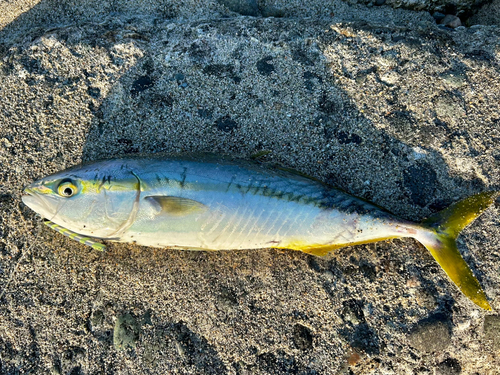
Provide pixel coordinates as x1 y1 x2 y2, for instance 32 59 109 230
22 184 60 220
22 193 45 215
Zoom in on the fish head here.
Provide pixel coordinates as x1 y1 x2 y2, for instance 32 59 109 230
22 160 140 238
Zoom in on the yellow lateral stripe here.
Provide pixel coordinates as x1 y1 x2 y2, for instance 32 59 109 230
43 220 107 251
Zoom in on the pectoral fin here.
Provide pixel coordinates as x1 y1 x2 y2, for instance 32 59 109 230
145 196 207 216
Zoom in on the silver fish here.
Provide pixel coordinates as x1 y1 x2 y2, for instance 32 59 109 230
22 154 497 309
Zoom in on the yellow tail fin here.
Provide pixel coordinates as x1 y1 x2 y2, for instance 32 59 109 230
417 191 498 310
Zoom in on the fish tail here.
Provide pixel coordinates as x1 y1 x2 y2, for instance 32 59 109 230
416 191 498 310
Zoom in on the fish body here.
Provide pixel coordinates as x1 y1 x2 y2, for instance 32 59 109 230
22 154 497 309
23 155 417 251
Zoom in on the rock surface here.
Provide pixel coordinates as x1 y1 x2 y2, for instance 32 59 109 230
1 0 500 374
470 0 500 26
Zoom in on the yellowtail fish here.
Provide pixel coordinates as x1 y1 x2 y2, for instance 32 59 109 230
22 154 497 309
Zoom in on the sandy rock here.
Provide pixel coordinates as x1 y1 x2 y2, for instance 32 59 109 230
483 315 500 351
1 1 500 374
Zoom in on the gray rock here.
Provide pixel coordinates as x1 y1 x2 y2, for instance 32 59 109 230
433 92 465 120
217 0 260 16
470 0 500 26
440 70 468 88
113 313 140 351
436 358 462 375
440 15 462 28
403 162 438 207
293 324 314 350
408 314 452 353
89 309 105 331
484 315 500 351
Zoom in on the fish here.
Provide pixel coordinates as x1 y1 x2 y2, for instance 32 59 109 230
22 153 498 310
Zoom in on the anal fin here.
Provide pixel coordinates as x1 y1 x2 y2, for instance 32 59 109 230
280 237 399 257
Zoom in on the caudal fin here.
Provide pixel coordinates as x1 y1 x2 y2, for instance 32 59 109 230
417 191 498 310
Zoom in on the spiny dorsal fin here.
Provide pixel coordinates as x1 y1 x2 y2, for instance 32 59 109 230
145 196 207 216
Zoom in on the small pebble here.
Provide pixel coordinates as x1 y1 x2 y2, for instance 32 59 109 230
408 315 451 353
440 15 462 28
113 313 140 351
440 70 467 88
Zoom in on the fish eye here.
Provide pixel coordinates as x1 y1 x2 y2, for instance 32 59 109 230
57 180 78 197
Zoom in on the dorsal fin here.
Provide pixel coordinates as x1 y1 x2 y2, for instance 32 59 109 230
145 196 207 216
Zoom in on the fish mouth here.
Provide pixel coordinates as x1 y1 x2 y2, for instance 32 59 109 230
21 186 36 204
21 186 53 218
22 189 43 210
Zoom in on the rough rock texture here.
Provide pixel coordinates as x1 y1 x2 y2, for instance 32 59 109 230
1 1 500 374
470 0 500 26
